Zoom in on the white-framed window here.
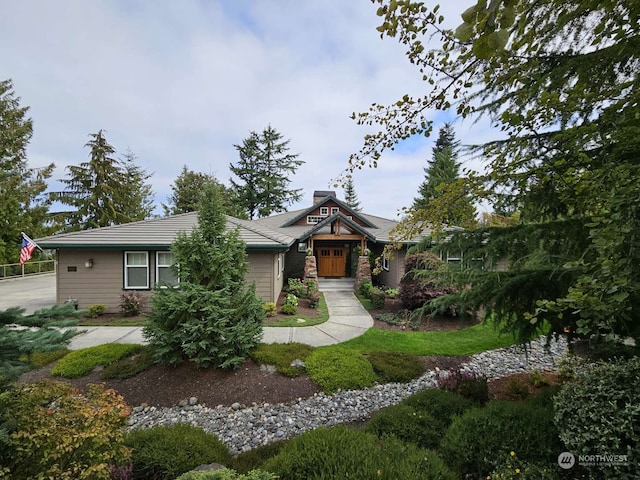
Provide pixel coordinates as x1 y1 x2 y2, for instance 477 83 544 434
297 242 307 253
331 207 339 215
124 251 149 289
277 253 284 279
320 207 329 216
156 251 179 287
307 215 325 224
382 254 390 271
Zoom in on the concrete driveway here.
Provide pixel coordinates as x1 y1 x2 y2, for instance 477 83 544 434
0 273 57 315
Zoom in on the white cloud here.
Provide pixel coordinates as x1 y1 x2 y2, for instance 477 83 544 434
1 0 492 219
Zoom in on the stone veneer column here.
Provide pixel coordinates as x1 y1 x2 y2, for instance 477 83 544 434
355 255 372 291
303 255 318 289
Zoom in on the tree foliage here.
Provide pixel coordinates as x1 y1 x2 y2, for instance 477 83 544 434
230 126 304 219
54 130 154 231
162 165 245 218
352 0 640 343
144 184 264 369
343 177 362 212
412 123 476 227
0 79 55 264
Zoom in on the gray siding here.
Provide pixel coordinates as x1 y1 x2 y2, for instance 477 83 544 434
246 251 281 304
376 248 407 289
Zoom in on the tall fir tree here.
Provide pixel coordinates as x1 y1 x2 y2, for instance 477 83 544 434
412 123 476 227
230 125 304 219
55 131 153 230
144 184 264 369
351 0 640 344
343 177 362 212
0 79 54 264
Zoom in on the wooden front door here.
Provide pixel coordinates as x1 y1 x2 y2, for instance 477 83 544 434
317 247 347 277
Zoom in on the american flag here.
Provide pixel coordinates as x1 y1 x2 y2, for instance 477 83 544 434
20 234 37 265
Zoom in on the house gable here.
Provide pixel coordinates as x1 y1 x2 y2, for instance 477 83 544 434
282 195 377 229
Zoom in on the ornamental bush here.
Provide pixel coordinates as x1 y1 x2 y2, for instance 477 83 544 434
398 253 453 310
554 356 640 480
177 469 277 480
262 424 456 480
85 303 107 318
436 367 489 405
305 348 376 393
0 381 131 480
365 351 425 383
125 423 231 480
369 287 387 309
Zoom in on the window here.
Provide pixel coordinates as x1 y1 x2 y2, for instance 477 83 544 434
382 254 390 271
277 253 284 279
297 242 307 253
124 251 149 289
320 207 329 216
331 207 339 215
156 251 178 287
307 215 325 224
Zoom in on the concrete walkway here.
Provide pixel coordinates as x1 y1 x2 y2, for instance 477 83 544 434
0 275 373 349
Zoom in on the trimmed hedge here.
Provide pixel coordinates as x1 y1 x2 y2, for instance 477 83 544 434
305 348 376 393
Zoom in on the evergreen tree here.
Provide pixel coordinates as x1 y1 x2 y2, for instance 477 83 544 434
144 184 264 369
351 1 640 344
55 131 153 230
162 165 245 218
343 177 362 212
0 79 54 264
412 123 476 227
230 125 304 219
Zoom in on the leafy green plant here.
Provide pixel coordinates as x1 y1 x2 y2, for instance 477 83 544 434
489 451 558 480
529 369 550 388
101 346 156 380
365 403 440 449
358 280 373 298
262 302 277 317
118 291 144 317
369 287 386 309
505 376 531 400
262 424 456 480
440 400 562 477
286 278 307 298
307 289 320 309
250 343 313 377
305 348 376 393
365 351 425 383
280 303 297 315
125 424 231 480
0 381 131 480
85 304 107 318
554 356 640 480
51 343 143 378
177 469 277 480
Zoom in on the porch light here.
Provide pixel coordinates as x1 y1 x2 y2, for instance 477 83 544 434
84 259 94 268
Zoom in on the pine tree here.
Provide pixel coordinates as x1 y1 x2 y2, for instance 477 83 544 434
343 177 362 212
230 125 304 219
55 131 153 230
0 79 54 264
412 123 475 227
144 184 264 369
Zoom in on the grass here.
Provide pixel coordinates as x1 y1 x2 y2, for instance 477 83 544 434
264 293 329 327
335 321 517 356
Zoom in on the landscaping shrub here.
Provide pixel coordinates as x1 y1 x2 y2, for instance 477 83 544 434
436 367 489 404
439 400 562 477
554 356 640 480
280 293 298 315
85 303 107 318
402 387 473 427
249 343 313 377
365 403 441 449
177 469 277 480
286 278 307 298
0 381 131 480
51 343 142 378
28 348 69 367
398 252 453 310
489 451 558 480
262 302 277 317
307 289 320 308
504 376 531 400
125 424 231 480
101 345 156 380
305 348 377 393
261 424 456 480
369 287 387 308
229 440 289 474
119 291 144 316
366 351 425 383
358 280 373 298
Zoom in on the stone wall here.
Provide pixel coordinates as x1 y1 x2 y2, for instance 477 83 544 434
354 255 372 291
303 255 318 289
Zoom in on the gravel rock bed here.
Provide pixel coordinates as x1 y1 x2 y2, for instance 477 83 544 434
127 335 568 454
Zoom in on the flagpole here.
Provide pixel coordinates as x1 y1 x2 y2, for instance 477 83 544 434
21 232 44 253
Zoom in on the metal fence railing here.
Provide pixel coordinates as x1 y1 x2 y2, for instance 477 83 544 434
0 260 56 279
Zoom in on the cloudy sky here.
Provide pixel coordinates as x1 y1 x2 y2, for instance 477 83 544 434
2 0 493 220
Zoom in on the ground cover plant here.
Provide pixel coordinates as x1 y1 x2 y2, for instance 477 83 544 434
51 343 143 378
249 343 313 377
365 351 425 383
101 345 156 380
304 348 377 393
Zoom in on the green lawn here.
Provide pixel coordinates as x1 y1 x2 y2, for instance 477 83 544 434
334 321 517 356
